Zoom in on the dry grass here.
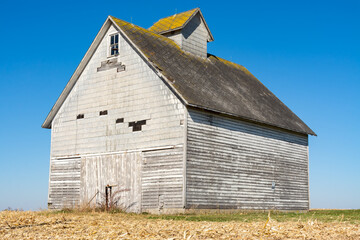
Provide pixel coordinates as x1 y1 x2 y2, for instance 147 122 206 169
0 210 359 239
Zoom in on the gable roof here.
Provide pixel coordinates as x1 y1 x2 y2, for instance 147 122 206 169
148 8 214 42
112 17 315 136
42 14 315 136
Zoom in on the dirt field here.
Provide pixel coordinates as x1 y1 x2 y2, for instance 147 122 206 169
0 210 359 239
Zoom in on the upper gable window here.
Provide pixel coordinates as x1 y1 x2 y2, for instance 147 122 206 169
110 34 119 56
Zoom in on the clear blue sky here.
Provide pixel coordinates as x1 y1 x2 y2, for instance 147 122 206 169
0 0 359 210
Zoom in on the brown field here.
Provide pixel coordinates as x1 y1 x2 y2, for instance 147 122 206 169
0 210 359 239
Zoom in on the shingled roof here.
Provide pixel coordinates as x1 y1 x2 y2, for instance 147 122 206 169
111 17 315 136
148 8 214 42
42 14 315 136
149 8 197 33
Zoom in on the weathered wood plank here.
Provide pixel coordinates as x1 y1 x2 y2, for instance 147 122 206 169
48 157 81 209
50 24 185 157
141 148 184 211
80 152 142 213
48 24 186 211
186 109 309 210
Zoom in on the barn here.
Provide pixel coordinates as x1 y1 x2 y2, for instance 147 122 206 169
42 8 316 213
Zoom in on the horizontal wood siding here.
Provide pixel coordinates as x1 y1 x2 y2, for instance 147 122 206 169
50 24 185 157
181 13 208 58
48 157 81 209
142 147 184 211
81 152 141 213
186 109 309 210
48 24 185 210
164 31 183 48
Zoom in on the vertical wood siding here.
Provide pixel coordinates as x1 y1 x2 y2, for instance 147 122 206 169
141 147 184 211
186 109 309 210
48 24 186 210
81 152 142 213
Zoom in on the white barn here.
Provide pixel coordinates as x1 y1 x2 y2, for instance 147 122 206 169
42 8 316 213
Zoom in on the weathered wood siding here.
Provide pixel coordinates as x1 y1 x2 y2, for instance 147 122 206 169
48 157 81 209
164 30 183 49
48 24 186 210
51 24 185 156
141 147 184 212
181 13 208 58
81 152 142 212
186 109 309 210
162 13 208 58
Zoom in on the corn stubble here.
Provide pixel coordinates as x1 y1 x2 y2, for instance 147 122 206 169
0 211 359 239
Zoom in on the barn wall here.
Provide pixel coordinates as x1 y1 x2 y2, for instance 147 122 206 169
181 13 208 58
186 109 309 210
51 24 185 156
163 30 183 49
48 24 186 210
48 157 81 209
161 13 208 58
141 147 184 213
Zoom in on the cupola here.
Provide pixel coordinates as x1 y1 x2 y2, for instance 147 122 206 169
149 8 214 58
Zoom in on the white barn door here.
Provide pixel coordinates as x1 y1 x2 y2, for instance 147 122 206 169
80 152 142 212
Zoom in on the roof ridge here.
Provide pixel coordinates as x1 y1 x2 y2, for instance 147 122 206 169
167 12 179 31
153 8 198 23
113 18 315 135
43 14 315 135
148 8 199 33
112 16 253 74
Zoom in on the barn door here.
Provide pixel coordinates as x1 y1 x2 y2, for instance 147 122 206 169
80 152 142 213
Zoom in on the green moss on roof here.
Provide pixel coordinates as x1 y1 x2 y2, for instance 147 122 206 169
110 15 315 136
148 8 198 33
209 55 253 77
111 16 182 53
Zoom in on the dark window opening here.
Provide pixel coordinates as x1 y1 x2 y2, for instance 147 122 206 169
100 110 108 116
77 114 84 119
133 124 142 132
116 118 124 124
129 120 146 132
110 34 119 56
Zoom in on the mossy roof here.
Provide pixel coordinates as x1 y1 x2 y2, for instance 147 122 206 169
111 16 315 135
149 8 198 34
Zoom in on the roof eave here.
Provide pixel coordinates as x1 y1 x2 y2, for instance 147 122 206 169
155 26 184 35
187 103 316 136
197 9 214 42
